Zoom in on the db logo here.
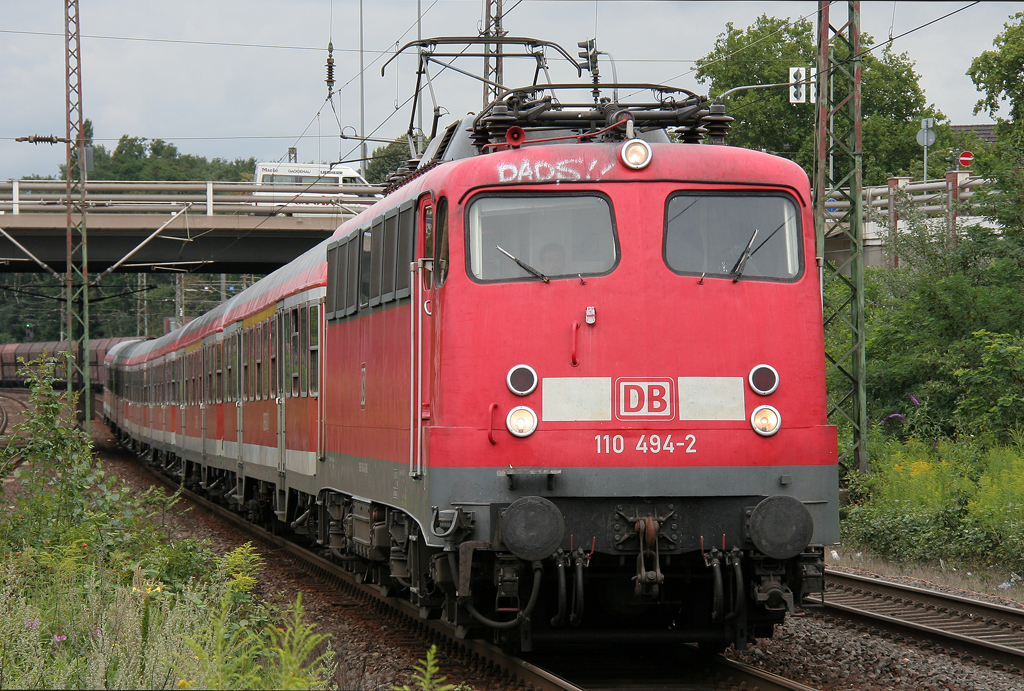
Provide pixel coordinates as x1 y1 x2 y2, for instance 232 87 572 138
615 378 675 420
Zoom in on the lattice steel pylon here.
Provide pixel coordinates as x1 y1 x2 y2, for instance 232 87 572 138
65 0 91 431
814 1 866 472
482 0 505 106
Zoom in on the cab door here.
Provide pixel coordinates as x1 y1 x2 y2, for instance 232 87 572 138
411 196 435 478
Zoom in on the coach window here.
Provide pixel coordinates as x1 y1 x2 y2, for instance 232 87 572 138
326 245 339 317
290 309 300 397
396 204 414 298
241 330 249 401
249 327 257 402
466 193 618 282
346 236 359 315
309 304 319 397
337 239 350 317
216 342 223 403
232 333 241 402
262 319 271 399
370 217 384 307
269 317 278 397
207 346 214 404
256 322 265 401
299 305 309 396
358 229 372 309
207 346 213 404
224 338 233 402
434 197 449 288
382 211 398 302
663 193 801 281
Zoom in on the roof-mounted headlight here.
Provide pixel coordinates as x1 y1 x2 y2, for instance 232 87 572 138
620 139 653 170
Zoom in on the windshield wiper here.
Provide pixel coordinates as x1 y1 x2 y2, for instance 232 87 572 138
729 228 759 282
495 245 549 283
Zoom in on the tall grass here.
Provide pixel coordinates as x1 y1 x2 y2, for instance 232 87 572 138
844 431 1024 573
0 357 335 689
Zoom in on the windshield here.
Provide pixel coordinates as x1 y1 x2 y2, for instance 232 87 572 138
467 194 618 282
663 193 801 281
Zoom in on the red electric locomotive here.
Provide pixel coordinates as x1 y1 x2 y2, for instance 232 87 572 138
105 37 837 653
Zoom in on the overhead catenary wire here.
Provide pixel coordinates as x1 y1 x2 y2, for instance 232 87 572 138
0 28 388 54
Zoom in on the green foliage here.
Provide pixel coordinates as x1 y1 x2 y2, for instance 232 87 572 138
365 137 416 184
968 11 1024 123
693 15 944 185
0 359 336 689
60 120 256 182
865 135 1024 446
391 646 458 691
843 438 1024 572
951 331 1024 440
693 16 815 163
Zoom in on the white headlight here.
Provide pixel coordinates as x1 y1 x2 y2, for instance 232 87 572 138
506 406 538 437
620 139 653 170
751 405 781 436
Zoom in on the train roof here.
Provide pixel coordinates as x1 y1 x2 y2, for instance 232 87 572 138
116 234 333 365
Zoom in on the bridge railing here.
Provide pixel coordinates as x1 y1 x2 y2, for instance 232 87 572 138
822 174 989 218
0 179 384 216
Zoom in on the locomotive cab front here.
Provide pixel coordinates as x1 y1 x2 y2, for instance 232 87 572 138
415 132 837 651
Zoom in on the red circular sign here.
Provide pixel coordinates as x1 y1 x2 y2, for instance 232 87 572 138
959 151 974 167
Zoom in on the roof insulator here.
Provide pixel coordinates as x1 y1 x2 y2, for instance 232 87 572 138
702 98 734 146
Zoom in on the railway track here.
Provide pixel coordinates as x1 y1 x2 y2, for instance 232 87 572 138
117 449 820 691
815 568 1024 675
0 389 32 442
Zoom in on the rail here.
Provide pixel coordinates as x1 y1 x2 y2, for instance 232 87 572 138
0 179 384 216
816 568 1024 674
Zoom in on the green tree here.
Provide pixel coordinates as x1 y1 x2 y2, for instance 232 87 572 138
865 150 1024 444
968 11 1024 124
364 136 416 184
60 120 256 182
693 15 944 184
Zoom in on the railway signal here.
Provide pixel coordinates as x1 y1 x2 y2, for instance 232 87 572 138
789 67 807 103
577 38 599 75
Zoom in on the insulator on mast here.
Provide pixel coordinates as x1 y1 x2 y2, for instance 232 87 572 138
325 41 336 96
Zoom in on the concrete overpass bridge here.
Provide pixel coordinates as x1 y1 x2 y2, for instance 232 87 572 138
0 179 381 274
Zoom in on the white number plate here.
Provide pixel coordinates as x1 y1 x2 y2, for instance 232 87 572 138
594 433 697 454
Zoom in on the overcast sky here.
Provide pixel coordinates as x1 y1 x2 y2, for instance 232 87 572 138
0 1 1017 180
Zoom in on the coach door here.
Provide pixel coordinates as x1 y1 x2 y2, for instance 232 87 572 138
411 196 436 479
274 312 286 478
238 328 248 468
200 345 208 460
